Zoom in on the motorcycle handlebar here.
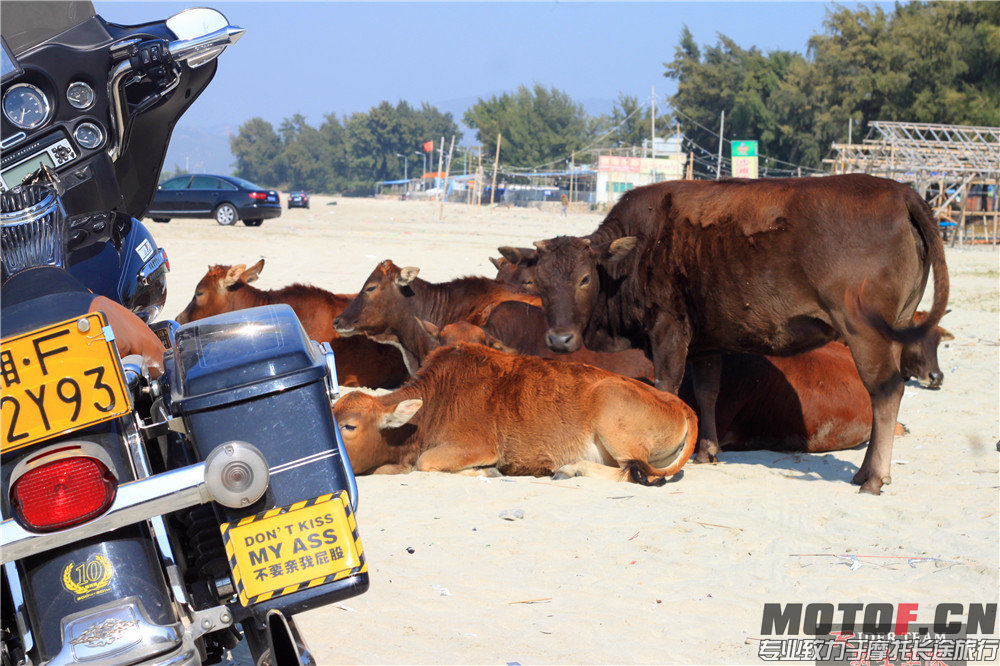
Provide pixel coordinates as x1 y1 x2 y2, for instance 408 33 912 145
106 24 245 161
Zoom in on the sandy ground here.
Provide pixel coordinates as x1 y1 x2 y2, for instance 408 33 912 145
150 196 999 665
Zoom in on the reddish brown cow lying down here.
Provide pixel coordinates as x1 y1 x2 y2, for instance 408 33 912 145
333 343 697 484
175 260 408 388
428 322 905 453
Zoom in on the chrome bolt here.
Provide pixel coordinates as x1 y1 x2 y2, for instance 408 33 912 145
201 617 214 630
220 611 232 625
77 318 90 332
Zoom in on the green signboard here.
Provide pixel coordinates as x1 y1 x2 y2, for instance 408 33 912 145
731 140 758 158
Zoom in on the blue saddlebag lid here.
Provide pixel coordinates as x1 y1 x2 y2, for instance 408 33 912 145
170 304 326 412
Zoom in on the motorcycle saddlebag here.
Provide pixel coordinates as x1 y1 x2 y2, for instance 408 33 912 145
166 304 367 618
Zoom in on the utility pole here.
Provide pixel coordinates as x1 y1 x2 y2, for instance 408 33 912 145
650 85 655 156
489 132 502 206
439 135 455 220
716 110 725 180
848 117 853 144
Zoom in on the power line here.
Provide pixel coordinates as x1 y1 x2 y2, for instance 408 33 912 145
672 107 825 175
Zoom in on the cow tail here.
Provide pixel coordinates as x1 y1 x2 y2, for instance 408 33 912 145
858 189 950 343
624 407 698 485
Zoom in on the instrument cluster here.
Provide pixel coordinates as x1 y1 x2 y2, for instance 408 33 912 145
2 77 105 149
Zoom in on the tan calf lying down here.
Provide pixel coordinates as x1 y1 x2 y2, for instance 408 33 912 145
333 343 697 485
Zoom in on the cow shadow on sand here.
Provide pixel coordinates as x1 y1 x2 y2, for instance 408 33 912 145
679 353 868 484
710 447 863 484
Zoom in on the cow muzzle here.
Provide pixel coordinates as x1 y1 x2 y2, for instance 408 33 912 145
925 371 943 389
545 328 581 353
332 316 355 336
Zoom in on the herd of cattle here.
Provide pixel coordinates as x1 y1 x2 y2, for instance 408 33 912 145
176 174 950 495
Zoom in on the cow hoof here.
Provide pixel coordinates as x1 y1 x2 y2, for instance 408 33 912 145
851 469 869 486
858 479 883 496
693 451 718 464
551 471 570 481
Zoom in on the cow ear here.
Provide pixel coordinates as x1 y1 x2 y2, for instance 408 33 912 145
939 328 954 341
489 256 503 270
223 264 247 287
380 399 422 429
397 267 420 286
416 318 440 338
241 258 265 283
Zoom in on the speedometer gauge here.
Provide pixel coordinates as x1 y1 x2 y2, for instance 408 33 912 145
3 83 50 130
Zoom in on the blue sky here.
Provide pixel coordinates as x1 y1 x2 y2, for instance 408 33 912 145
96 1 887 172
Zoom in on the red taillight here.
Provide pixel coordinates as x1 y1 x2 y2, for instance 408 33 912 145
11 457 116 531
249 191 268 200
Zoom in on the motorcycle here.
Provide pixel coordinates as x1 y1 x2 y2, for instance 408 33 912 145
1 4 368 665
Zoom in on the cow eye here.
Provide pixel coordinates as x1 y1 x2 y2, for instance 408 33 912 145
340 423 357 432
195 291 204 298
522 279 533 286
578 275 590 287
364 285 376 293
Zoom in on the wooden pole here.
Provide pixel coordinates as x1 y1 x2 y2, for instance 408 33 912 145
572 152 577 199
993 177 999 245
489 132 501 207
687 152 693 179
716 110 725 180
476 147 483 209
439 135 455 220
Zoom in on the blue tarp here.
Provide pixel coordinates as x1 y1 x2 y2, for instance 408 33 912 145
377 179 411 185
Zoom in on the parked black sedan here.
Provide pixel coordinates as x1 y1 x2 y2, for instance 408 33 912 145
147 174 281 226
288 191 310 209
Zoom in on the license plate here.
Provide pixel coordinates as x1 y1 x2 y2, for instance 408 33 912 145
221 491 366 606
1 313 131 454
267 195 277 202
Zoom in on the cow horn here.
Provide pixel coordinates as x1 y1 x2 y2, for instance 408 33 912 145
532 240 549 252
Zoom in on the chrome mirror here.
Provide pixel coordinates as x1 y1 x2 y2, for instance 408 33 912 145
166 8 242 68
167 8 228 41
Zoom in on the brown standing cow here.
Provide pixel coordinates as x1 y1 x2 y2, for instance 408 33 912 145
333 343 697 484
331 259 539 370
175 260 409 388
510 175 949 494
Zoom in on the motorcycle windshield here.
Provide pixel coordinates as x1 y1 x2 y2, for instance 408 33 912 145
1 1 96 56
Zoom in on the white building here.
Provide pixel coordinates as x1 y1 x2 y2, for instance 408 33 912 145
595 136 687 205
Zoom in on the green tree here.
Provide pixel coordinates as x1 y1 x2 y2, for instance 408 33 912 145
664 3 1000 173
158 164 189 183
665 26 808 173
598 93 673 149
230 117 282 186
464 84 592 168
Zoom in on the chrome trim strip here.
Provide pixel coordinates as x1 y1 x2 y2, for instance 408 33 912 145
3 561 34 655
268 449 337 475
1 131 25 149
1 462 212 564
